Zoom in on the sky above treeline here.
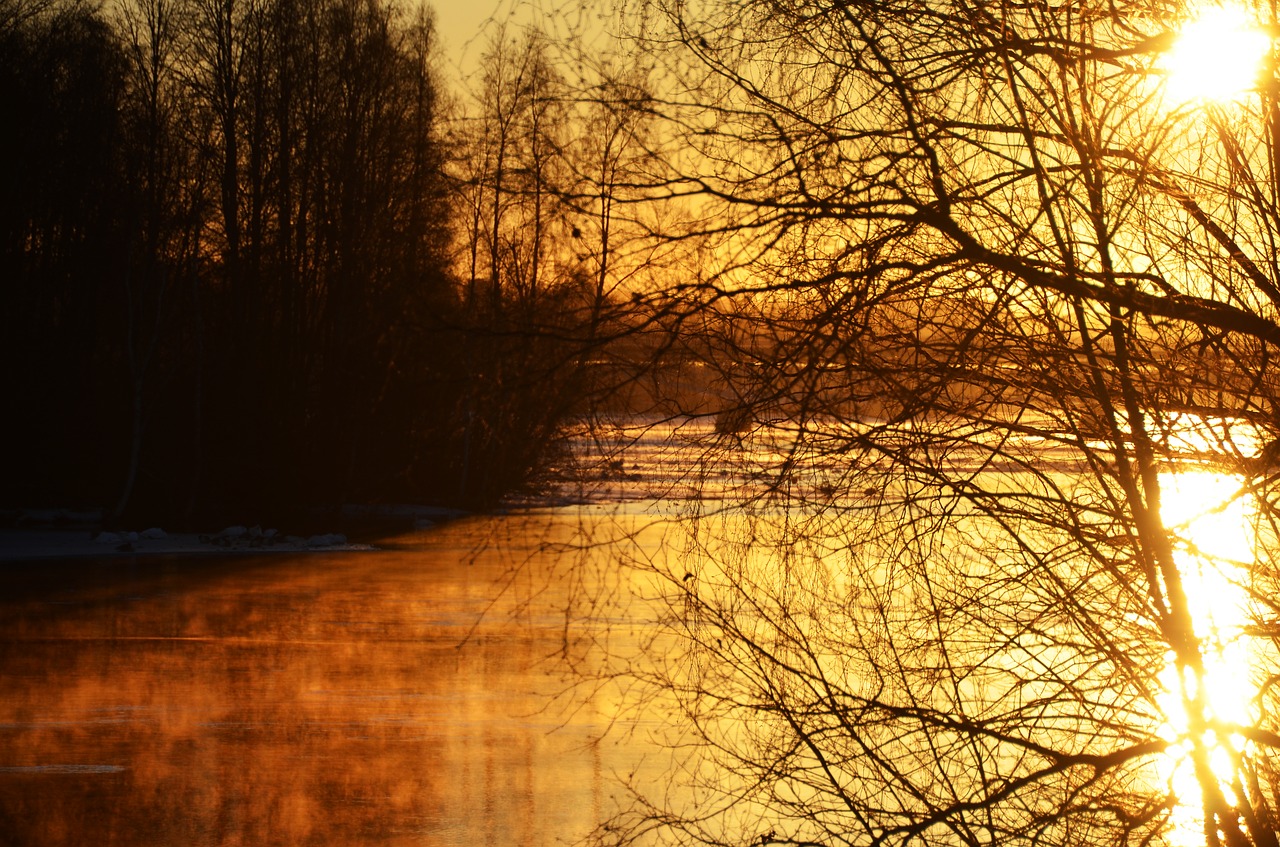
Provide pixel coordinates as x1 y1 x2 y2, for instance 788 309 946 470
432 0 616 82
434 0 530 78
433 0 500 71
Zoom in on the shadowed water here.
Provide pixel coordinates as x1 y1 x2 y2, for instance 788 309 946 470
0 513 652 846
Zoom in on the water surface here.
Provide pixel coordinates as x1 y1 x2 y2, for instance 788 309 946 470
0 513 653 846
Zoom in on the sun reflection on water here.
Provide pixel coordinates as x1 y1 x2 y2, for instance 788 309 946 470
1155 470 1256 844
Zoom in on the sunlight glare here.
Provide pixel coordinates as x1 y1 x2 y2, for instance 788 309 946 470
1155 470 1256 845
1162 6 1271 104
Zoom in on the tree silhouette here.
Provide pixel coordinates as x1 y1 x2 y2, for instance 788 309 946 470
0 0 524 520
583 0 1280 845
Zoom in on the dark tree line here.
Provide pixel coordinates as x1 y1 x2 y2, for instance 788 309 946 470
0 0 620 523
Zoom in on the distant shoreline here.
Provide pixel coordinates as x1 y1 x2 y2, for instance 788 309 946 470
0 528 376 563
0 503 476 563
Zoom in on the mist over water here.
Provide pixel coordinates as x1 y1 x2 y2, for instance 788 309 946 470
0 515 659 846
1 419 1267 846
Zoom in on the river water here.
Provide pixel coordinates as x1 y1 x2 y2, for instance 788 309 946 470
1 416 1264 846
0 508 675 847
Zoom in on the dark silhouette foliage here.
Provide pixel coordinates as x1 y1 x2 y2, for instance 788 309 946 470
0 0 590 524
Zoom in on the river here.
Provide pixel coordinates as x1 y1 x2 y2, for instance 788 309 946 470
0 416 1266 846
0 508 674 847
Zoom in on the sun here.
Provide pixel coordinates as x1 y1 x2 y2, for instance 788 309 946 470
1161 5 1271 104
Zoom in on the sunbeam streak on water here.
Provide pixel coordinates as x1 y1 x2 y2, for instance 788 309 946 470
1155 470 1256 844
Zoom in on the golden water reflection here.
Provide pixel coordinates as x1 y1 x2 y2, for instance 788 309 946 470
1157 470 1258 845
0 515 655 846
2 475 1269 846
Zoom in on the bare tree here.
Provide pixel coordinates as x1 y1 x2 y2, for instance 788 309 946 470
444 26 612 505
578 0 1280 845
112 0 210 520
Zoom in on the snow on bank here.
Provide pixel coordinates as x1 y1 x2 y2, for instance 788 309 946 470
0 525 373 562
0 503 477 563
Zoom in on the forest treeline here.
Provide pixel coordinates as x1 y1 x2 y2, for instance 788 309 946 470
0 0 649 524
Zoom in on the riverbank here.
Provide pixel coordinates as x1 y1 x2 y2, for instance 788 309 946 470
0 527 374 562
0 504 469 562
